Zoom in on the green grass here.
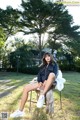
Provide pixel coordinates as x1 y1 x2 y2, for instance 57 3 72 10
0 71 80 120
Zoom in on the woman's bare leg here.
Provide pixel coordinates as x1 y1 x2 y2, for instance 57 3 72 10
42 73 55 95
19 83 39 111
36 73 55 108
19 73 55 110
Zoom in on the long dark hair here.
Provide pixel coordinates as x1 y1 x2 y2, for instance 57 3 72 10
39 52 54 68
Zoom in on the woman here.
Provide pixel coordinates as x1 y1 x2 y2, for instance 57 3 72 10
10 52 58 118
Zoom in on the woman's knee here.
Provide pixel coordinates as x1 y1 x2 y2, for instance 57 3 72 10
23 85 30 92
48 73 55 80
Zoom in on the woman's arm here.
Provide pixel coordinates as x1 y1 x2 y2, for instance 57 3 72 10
38 82 43 88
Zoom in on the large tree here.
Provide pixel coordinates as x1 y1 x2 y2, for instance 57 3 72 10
19 0 80 58
19 0 54 59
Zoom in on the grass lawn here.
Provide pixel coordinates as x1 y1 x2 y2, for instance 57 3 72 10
0 71 80 120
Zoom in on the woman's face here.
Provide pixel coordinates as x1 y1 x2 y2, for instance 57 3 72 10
45 55 51 63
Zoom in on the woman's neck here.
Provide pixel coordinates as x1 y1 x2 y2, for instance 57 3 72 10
46 62 50 65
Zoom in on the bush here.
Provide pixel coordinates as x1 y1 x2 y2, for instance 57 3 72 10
58 57 80 72
59 64 75 71
74 58 80 72
6 66 39 75
6 68 16 72
19 66 39 75
58 60 75 71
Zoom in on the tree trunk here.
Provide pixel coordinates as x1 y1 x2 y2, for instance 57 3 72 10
38 33 42 64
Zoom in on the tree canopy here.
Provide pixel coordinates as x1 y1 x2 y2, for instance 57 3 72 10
0 0 80 69
0 6 20 40
18 0 80 54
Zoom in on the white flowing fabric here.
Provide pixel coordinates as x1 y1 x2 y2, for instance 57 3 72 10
55 70 66 91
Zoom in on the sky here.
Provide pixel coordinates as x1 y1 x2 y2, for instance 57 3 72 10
0 0 21 9
0 0 80 42
67 6 80 26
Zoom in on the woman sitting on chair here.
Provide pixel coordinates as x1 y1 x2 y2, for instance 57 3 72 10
10 52 58 118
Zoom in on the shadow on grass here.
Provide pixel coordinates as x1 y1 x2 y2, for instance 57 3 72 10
8 92 22 111
0 72 35 82
0 71 35 99
0 80 27 98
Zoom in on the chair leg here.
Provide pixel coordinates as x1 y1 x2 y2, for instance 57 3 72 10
60 91 62 109
36 91 40 100
29 90 40 112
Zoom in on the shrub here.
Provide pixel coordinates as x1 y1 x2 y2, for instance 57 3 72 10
74 58 80 72
19 66 39 75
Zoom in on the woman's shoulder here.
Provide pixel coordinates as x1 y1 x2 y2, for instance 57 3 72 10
49 62 58 70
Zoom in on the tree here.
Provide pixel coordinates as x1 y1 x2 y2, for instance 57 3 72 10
0 6 20 40
0 27 6 49
0 27 6 62
47 8 80 54
19 0 53 60
9 44 34 71
65 38 80 56
19 1 63 58
19 0 80 59
0 5 22 69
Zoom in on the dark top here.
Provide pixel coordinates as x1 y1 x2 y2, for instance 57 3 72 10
37 62 58 83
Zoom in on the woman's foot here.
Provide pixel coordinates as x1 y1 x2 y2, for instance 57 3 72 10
10 110 24 118
37 95 45 108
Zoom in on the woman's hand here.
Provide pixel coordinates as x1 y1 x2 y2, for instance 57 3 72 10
38 82 43 88
43 80 47 88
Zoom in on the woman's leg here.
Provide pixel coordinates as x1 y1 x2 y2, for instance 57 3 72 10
37 73 55 108
10 82 39 118
19 83 39 111
42 73 55 95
